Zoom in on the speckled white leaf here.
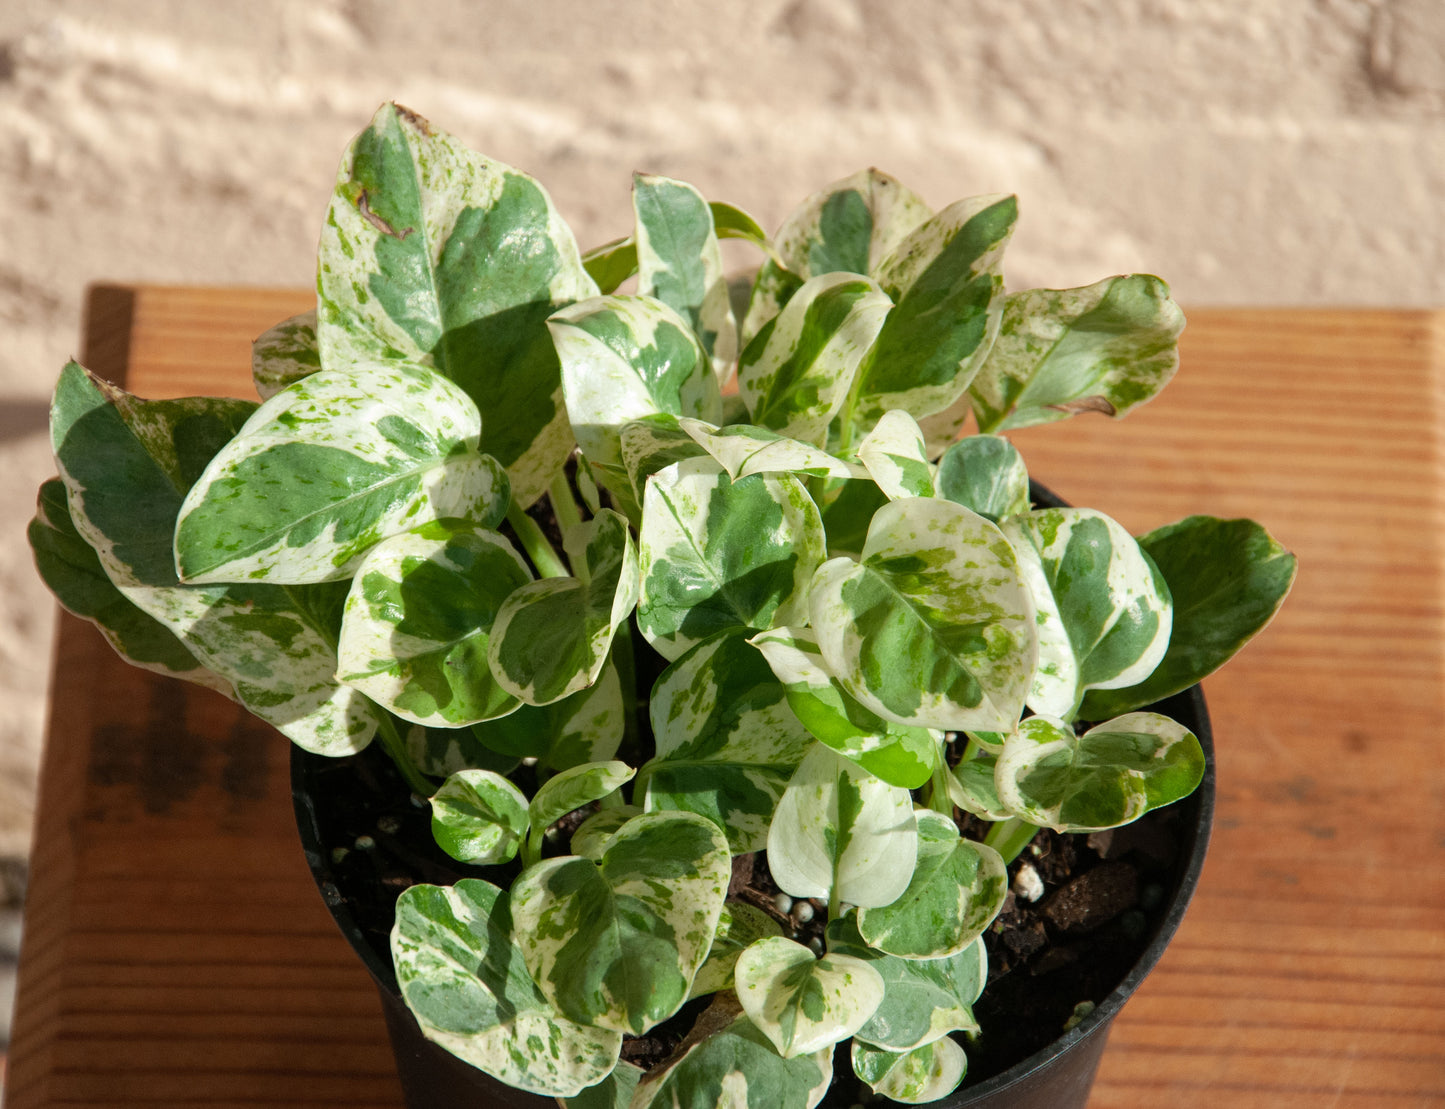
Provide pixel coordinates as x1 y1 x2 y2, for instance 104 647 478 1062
429 769 530 864
855 410 934 499
570 805 641 861
774 168 933 283
251 310 320 400
391 879 621 1098
851 1036 967 1104
530 760 635 834
176 362 507 584
767 743 918 909
809 498 1036 732
734 937 883 1059
690 902 785 1000
511 811 730 1034
678 418 862 481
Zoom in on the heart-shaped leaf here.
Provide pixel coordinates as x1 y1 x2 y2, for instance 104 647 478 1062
851 1036 968 1104
1003 507 1171 719
318 103 596 507
994 712 1205 832
430 769 530 864
641 627 814 852
774 168 933 284
767 743 918 909
1081 514 1298 719
678 418 861 482
856 810 1007 959
734 936 884 1058
251 310 320 401
391 879 621 1097
175 362 507 584
855 410 934 499
690 902 785 999
337 521 532 726
511 810 730 1034
968 274 1185 433
489 509 639 706
530 760 635 833
935 434 1030 523
947 750 1011 821
809 497 1037 732
471 658 625 772
637 457 825 661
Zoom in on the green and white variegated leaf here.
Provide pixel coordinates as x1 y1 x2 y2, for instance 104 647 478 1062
489 509 638 705
734 936 884 1058
402 720 519 778
826 915 985 1053
842 194 1016 433
917 389 976 460
767 743 918 909
810 497 1037 732
969 274 1185 434
1081 515 1298 719
634 173 738 380
774 168 933 283
947 749 1012 821
851 1036 967 1105
740 259 805 352
637 457 825 661
583 236 638 294
337 522 532 726
251 310 319 401
511 810 730 1034
551 294 723 479
709 201 776 257
690 902 785 1000
175 363 507 584
48 363 377 754
317 103 597 507
471 658 625 772
28 478 231 695
995 712 1205 833
391 879 621 1097
855 410 934 500
1003 507 1172 719
429 769 530 864
856 810 1007 959
642 627 814 852
605 414 709 524
935 434 1030 523
530 760 635 834
571 805 641 861
737 272 893 446
678 418 862 482
750 627 938 790
562 1061 644 1109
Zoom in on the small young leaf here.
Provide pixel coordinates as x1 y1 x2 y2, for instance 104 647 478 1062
734 936 884 1058
935 434 1030 522
851 1036 967 1105
530 760 635 834
709 201 774 253
854 410 935 500
570 805 640 861
678 418 861 482
740 258 805 351
430 770 530 864
947 750 1012 821
251 310 320 401
471 658 626 772
690 902 785 999
968 274 1185 434
582 236 639 294
402 720 519 778
994 712 1205 832
773 168 933 283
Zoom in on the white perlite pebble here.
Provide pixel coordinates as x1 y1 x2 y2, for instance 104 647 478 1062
1012 862 1045 903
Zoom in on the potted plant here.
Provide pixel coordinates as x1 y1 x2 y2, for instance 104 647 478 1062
30 103 1296 1108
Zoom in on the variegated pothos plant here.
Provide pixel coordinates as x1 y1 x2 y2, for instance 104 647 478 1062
30 104 1297 1108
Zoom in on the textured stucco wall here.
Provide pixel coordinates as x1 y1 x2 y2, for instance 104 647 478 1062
0 0 1441 864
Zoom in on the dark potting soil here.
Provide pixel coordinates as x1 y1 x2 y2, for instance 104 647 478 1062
300 733 1186 1104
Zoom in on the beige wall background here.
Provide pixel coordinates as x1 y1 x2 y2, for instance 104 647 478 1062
1 0 1442 864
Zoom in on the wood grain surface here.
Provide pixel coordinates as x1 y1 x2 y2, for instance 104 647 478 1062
7 287 1444 1108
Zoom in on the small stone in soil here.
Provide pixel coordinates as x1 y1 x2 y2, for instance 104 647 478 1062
1041 861 1138 934
1012 862 1044 902
354 835 376 851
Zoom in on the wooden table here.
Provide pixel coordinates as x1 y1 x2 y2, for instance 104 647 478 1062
7 287 1444 1108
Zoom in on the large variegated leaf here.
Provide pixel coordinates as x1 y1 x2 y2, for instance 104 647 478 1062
840 195 1016 435
317 103 597 507
470 658 625 771
429 769 530 864
530 760 635 834
750 627 938 790
773 168 933 283
48 363 376 754
809 497 1036 732
767 743 918 909
1081 515 1298 719
175 363 507 584
1003 507 1172 719
251 310 319 400
641 627 814 852
935 434 1030 523
511 811 730 1034
855 410 934 499
551 294 722 485
851 1036 967 1105
336 522 532 727
678 418 860 482
637 457 825 661
856 810 1007 959
28 478 230 694
826 915 985 1053
631 1005 834 1109
737 272 892 446
562 1062 643 1109
634 173 738 379
489 509 638 705
391 879 621 1097
994 712 1205 832
691 903 785 999
969 274 1185 433
734 937 883 1058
